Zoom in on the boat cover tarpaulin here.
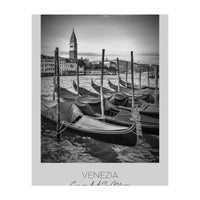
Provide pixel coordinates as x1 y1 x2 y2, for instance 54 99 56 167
119 77 136 88
91 78 115 94
41 99 83 123
74 95 116 115
139 93 157 104
41 99 131 132
74 116 128 131
73 80 99 97
60 85 131 110
113 108 159 126
140 103 159 114
60 87 78 101
108 79 159 104
105 92 130 107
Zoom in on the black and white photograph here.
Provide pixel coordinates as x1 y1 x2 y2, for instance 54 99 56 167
41 15 160 163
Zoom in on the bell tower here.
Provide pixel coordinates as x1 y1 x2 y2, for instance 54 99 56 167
69 29 77 61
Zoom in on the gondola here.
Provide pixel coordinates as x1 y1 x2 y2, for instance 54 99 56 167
119 77 156 90
90 78 137 105
73 80 99 97
60 86 78 101
119 77 132 88
91 78 142 97
108 79 156 104
91 78 156 105
41 98 138 146
66 81 159 118
60 92 159 135
73 81 159 118
117 103 159 118
73 80 132 107
108 79 134 96
91 78 115 96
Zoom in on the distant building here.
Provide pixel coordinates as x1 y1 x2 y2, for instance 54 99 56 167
41 56 55 76
69 29 77 62
40 55 84 76
90 69 102 75
85 68 108 75
111 59 130 73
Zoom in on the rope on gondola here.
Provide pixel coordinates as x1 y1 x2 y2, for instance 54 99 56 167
57 121 68 135
131 105 143 140
41 122 68 138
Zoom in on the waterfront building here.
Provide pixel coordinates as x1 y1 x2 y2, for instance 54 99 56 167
40 55 84 76
111 59 130 73
41 57 55 76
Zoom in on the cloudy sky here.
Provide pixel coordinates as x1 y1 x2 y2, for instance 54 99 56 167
41 15 159 64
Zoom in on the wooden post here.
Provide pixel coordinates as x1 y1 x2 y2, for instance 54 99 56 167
155 65 158 105
130 54 142 140
125 62 128 88
53 51 57 100
139 68 142 89
55 47 60 139
100 49 105 119
147 65 150 87
131 51 135 108
76 59 79 96
131 104 143 141
117 58 120 92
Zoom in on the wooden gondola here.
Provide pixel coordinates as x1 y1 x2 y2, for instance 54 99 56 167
91 78 157 105
92 78 143 97
108 79 157 104
60 86 78 101
74 80 132 107
41 98 138 146
91 78 115 95
117 103 159 118
119 77 132 88
73 80 99 97
90 78 142 105
73 80 158 117
119 77 156 90
60 91 159 135
110 78 155 95
108 79 134 96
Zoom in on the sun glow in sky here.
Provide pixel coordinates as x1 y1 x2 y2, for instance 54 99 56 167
41 15 159 64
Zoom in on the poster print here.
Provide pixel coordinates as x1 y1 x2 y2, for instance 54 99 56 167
32 15 168 185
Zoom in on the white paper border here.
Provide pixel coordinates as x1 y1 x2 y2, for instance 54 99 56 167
32 15 168 185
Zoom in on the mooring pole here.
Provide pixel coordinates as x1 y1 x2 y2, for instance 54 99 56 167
131 51 135 108
53 51 57 100
100 49 105 119
117 58 120 92
147 65 150 88
139 68 142 89
76 59 79 96
125 62 128 88
155 65 158 105
130 53 142 141
55 47 60 139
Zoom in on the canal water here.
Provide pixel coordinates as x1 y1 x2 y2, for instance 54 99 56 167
41 73 159 163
